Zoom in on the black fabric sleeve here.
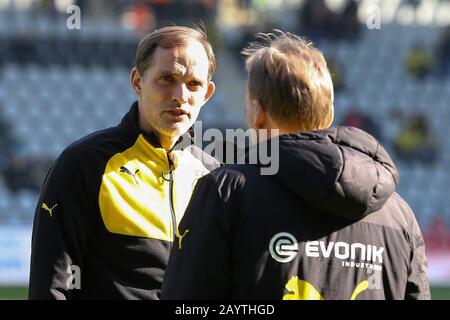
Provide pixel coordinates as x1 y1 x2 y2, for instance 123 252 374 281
405 214 431 300
28 147 96 300
161 172 234 300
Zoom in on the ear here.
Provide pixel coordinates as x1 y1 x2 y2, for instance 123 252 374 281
203 81 216 103
253 100 267 130
130 67 143 97
324 104 334 128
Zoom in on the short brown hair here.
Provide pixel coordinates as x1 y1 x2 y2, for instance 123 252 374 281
135 25 216 81
242 30 334 131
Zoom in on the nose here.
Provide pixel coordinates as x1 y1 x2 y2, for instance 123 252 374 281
172 83 189 104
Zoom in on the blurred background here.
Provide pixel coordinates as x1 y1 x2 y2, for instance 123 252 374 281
0 0 449 299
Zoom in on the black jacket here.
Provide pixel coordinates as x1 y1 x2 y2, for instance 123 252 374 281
161 126 430 300
28 102 219 299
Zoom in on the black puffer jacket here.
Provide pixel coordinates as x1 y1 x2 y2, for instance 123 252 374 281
161 127 430 300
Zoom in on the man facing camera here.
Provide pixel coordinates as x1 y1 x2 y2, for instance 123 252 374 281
29 26 218 299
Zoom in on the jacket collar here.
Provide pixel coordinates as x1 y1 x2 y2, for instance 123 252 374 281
120 101 194 152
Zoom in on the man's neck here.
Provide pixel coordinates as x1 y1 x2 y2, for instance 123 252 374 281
255 128 281 144
138 118 178 152
158 135 178 152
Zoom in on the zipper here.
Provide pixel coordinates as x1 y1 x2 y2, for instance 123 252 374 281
166 152 177 245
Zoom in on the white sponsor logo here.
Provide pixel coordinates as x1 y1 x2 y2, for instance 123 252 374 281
269 232 298 263
305 241 384 263
269 235 385 270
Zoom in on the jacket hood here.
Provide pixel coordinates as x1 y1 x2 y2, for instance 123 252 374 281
268 126 399 221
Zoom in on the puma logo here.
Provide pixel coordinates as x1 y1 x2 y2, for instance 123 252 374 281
119 166 140 186
283 276 369 300
175 228 190 249
41 203 58 217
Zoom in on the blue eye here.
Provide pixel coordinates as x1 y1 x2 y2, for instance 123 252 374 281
160 75 174 82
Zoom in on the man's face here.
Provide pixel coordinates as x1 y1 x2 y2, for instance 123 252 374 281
132 41 215 145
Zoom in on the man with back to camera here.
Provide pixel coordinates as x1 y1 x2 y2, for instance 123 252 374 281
161 30 430 300
28 25 219 299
